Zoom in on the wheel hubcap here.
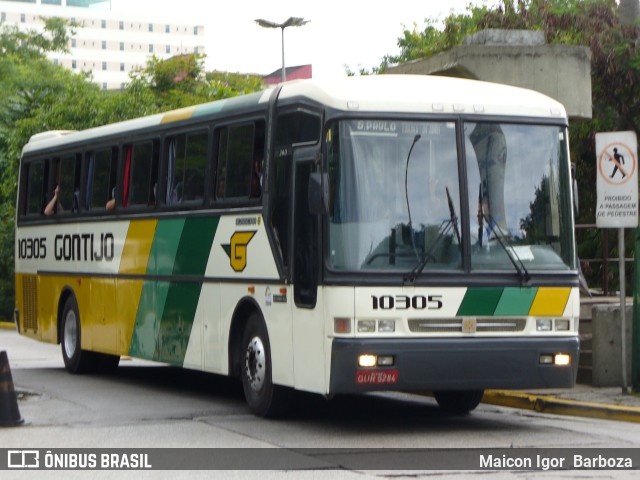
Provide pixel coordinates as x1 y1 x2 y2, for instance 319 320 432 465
244 336 266 391
63 310 77 358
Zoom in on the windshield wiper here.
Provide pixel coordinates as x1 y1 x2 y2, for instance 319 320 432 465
446 186 461 245
404 134 422 260
405 186 460 283
479 212 531 285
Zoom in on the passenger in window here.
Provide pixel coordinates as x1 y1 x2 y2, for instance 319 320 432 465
170 179 183 204
106 187 116 211
44 184 63 216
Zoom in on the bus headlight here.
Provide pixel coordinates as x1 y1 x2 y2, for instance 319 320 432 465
357 320 376 333
377 319 395 333
536 319 553 331
539 353 571 366
357 354 395 367
555 319 570 331
358 354 377 367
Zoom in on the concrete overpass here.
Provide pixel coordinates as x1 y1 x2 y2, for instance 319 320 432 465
387 29 592 121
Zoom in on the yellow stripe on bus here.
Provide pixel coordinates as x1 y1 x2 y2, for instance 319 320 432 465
160 106 196 124
119 219 157 275
528 287 571 316
115 219 158 352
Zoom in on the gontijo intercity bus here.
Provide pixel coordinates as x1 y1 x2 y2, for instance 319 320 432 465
14 75 579 417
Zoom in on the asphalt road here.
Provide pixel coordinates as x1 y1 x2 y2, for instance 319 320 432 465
2 329 640 479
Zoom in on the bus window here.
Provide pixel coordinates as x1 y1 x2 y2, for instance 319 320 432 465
25 160 47 216
165 131 207 206
275 111 321 145
125 141 158 208
56 154 81 214
88 147 118 211
215 121 265 201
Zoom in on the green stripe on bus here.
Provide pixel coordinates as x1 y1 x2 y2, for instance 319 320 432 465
155 217 219 364
456 287 503 316
129 217 219 363
129 219 185 359
152 218 186 275
129 280 167 359
156 281 202 364
172 217 219 276
456 287 541 316
157 217 218 364
494 287 538 316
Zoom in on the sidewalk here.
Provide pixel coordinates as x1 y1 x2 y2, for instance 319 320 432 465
2 320 640 422
483 385 640 423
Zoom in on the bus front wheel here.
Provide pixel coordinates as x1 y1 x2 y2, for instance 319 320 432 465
240 312 291 417
433 390 484 414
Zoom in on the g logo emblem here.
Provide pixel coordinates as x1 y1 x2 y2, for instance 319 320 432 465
222 231 256 272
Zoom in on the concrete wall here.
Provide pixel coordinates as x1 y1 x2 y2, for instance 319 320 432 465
592 304 634 387
387 30 592 121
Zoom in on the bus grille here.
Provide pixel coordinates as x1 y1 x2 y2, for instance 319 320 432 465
22 275 38 332
408 318 526 333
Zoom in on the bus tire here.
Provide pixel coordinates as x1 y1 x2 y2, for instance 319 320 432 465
433 390 484 414
60 295 94 374
240 312 291 418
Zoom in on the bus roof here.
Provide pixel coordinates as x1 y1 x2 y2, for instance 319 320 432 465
278 75 567 119
22 75 566 156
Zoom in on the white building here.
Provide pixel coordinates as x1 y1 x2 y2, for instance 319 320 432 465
0 0 205 89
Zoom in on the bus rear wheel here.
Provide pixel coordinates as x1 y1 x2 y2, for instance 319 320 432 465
61 296 120 374
433 390 484 414
61 295 94 374
240 312 291 417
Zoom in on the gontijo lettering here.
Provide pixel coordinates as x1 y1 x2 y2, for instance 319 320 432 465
54 233 115 262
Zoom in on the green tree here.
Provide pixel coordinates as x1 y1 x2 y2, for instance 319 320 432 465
128 54 265 109
0 20 266 320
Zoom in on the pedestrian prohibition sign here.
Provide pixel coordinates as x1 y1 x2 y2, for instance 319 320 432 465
595 131 638 228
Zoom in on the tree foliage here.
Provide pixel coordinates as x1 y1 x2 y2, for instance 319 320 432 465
377 0 639 291
129 54 264 110
0 20 265 319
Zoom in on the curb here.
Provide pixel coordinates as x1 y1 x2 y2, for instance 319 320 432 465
0 322 16 330
483 390 640 423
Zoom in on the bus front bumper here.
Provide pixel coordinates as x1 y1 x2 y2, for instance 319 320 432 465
329 336 579 394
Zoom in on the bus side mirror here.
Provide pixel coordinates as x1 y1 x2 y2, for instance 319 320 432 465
308 172 329 215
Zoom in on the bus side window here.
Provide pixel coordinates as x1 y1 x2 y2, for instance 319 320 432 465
24 160 47 217
216 121 264 201
56 154 81 214
125 141 158 209
88 147 118 211
274 111 321 146
165 131 207 206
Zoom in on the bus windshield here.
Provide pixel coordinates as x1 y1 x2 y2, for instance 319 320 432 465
327 119 575 273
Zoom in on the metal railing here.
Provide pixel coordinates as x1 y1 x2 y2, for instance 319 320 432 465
576 224 635 296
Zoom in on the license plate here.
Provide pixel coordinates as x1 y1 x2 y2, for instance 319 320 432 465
356 369 399 385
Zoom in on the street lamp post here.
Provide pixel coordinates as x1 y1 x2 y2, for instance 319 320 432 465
255 17 309 82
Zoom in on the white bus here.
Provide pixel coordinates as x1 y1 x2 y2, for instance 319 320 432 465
15 75 579 416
